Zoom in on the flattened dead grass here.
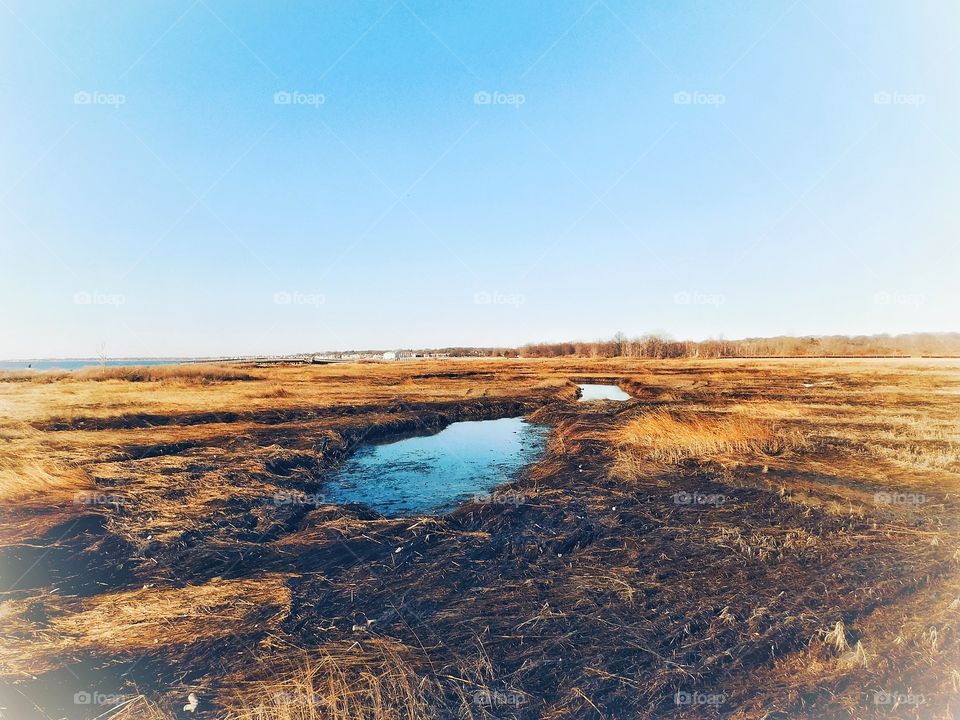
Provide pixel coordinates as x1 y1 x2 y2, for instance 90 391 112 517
0 422 94 504
0 576 292 680
0 458 93 504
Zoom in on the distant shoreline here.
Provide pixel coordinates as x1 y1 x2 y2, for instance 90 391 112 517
4 354 960 372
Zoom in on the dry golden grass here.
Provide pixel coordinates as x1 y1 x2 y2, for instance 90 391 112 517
223 643 431 720
0 420 95 514
0 360 551 427
0 576 292 680
256 384 292 398
60 576 291 649
0 456 93 504
0 364 256 384
2 357 959 719
611 408 807 476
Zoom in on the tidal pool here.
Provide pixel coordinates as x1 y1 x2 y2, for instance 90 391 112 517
325 417 549 516
577 383 631 401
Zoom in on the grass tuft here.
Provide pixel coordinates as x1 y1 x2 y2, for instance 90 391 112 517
823 620 849 655
611 408 806 473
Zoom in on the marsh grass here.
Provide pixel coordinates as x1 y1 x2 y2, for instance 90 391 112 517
0 457 93 503
0 422 94 503
2 357 959 719
256 384 292 398
611 408 807 476
0 364 256 383
224 643 431 720
0 576 293 680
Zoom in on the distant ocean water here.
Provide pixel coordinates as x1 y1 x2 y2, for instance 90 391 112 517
0 358 194 370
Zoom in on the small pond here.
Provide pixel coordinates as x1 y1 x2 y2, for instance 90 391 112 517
325 417 549 516
577 383 631 401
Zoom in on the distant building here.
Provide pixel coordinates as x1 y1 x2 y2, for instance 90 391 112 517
383 351 397 361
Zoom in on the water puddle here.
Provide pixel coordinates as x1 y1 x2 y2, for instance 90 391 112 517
325 417 549 516
577 383 631 401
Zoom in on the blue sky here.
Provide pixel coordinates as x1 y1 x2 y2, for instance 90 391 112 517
1 0 957 358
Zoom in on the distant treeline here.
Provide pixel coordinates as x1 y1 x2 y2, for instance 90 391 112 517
323 333 960 360
515 333 960 359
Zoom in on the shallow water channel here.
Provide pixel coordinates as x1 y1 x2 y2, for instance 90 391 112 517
577 383 631 401
325 417 549 516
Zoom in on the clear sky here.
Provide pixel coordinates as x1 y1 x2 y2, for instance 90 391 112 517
1 1 957 358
